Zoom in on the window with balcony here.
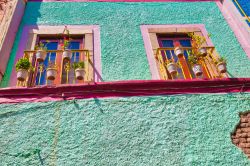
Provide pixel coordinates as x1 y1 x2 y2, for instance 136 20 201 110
141 24 228 80
12 25 101 87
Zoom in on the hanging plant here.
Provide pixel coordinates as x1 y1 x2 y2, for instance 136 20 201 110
60 26 72 60
215 57 227 73
35 41 50 62
72 61 85 80
188 55 203 76
46 62 57 81
187 32 211 57
165 59 178 75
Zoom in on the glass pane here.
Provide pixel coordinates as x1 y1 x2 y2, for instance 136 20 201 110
180 39 191 59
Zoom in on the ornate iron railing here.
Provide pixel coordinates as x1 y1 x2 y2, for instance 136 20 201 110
17 49 93 87
155 46 228 80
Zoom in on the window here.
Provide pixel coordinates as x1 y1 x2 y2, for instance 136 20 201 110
33 37 84 86
11 25 101 87
233 0 250 26
141 24 228 80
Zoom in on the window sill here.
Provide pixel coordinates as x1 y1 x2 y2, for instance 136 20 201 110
0 78 249 104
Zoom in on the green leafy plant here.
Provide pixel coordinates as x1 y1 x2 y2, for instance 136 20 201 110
35 41 50 50
166 59 174 64
187 32 211 49
61 39 71 50
215 57 227 65
72 61 85 70
15 57 32 71
188 55 199 66
165 59 181 68
47 61 57 69
60 26 72 50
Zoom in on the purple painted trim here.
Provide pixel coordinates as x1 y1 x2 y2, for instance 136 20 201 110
10 25 102 86
140 24 213 80
216 1 250 59
9 25 33 87
0 78 249 104
0 0 26 82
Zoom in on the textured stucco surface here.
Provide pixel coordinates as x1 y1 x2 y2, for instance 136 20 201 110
1 2 250 165
0 93 250 165
1 2 250 87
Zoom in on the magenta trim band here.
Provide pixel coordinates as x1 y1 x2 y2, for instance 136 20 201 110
0 78 250 104
9 25 102 86
28 0 218 2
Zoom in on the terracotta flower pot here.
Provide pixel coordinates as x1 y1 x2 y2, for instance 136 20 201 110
199 48 207 57
62 49 72 60
217 62 227 73
36 50 47 62
167 63 178 75
16 69 28 81
174 47 184 58
75 68 85 80
46 68 57 80
192 64 203 76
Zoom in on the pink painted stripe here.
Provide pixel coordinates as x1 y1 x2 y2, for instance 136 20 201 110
216 1 250 59
28 0 218 2
0 0 26 82
140 25 160 79
0 78 249 104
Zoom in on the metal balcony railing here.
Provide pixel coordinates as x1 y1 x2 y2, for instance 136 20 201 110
17 49 93 87
155 46 228 80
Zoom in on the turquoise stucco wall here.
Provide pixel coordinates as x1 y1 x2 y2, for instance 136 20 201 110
0 93 250 165
1 2 250 87
1 2 250 165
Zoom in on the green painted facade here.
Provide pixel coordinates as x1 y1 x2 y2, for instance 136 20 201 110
0 1 250 165
1 94 250 165
1 2 250 86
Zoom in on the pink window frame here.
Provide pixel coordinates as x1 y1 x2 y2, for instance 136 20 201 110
9 25 102 87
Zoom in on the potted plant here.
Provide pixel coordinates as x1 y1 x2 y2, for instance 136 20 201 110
46 62 57 80
165 59 178 75
199 47 207 57
215 57 227 73
35 41 49 62
62 39 72 60
188 32 210 57
60 26 72 60
174 47 184 58
188 55 203 76
15 57 32 81
72 61 85 80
